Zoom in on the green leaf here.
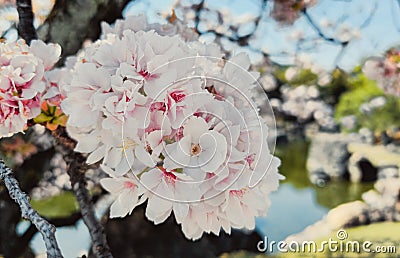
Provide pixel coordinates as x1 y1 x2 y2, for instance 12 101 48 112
33 112 52 123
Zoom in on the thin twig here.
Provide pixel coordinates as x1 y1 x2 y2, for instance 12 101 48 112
0 160 63 258
194 0 267 47
302 0 378 68
16 0 37 44
302 8 346 45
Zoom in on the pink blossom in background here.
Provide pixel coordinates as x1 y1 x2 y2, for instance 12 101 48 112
272 0 318 25
363 47 400 97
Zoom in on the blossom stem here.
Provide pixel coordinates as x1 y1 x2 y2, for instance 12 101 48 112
16 0 37 44
0 160 63 258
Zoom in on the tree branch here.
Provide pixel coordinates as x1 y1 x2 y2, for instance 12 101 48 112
0 160 63 258
16 0 37 44
64 152 113 258
10 212 82 257
193 0 205 34
51 127 113 258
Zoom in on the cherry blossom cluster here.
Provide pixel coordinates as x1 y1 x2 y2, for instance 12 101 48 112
363 47 400 97
0 39 61 138
58 15 282 240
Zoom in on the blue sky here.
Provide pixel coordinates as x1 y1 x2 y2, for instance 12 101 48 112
124 0 400 71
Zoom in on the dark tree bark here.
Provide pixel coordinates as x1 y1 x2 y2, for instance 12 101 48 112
64 152 113 258
16 0 37 43
37 0 132 61
52 127 113 258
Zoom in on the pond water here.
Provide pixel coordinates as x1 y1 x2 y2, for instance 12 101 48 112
256 140 374 245
25 140 374 257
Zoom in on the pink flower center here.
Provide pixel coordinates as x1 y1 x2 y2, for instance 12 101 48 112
174 127 184 141
150 102 166 112
230 188 247 197
159 167 177 185
190 143 202 156
245 153 256 166
139 69 150 79
123 181 136 189
170 91 185 102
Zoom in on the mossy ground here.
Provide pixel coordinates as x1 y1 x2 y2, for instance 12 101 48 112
30 191 79 218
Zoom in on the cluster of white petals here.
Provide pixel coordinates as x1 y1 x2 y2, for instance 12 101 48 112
0 39 61 137
60 15 282 240
100 14 198 42
363 48 400 97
